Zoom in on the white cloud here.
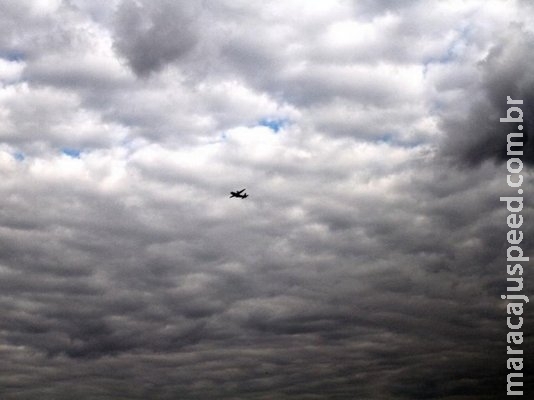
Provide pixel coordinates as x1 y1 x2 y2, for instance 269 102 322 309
1 1 533 399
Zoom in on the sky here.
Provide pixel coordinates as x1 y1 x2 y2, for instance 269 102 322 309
0 0 533 399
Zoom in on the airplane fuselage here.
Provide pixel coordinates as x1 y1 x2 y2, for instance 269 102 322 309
230 189 248 199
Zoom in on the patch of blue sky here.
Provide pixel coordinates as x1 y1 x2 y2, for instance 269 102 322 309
423 40 459 66
423 25 472 75
375 132 394 144
0 50 25 62
214 131 227 141
206 132 227 145
423 25 473 76
62 148 81 158
13 152 25 161
257 118 287 133
371 132 428 148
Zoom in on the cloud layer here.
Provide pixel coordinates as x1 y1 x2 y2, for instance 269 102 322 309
1 0 533 399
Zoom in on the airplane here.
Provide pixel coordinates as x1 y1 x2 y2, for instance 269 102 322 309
230 189 248 199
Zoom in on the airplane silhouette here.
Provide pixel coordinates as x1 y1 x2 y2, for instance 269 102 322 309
230 189 248 199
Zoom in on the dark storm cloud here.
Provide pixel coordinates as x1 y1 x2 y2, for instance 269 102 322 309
113 0 202 76
1 1 534 399
439 25 534 166
4 140 532 399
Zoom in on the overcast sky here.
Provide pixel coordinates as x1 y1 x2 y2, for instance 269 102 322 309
0 1 533 399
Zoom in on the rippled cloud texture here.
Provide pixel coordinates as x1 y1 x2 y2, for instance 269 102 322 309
1 1 533 399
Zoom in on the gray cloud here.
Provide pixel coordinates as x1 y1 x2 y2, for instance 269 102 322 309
439 24 534 166
113 0 202 76
1 1 533 399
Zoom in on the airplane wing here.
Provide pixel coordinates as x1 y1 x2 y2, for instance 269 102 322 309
237 189 245 194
